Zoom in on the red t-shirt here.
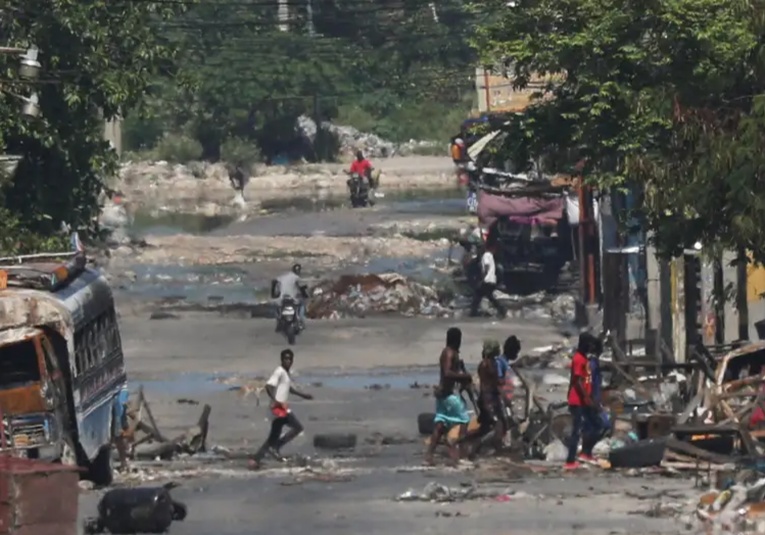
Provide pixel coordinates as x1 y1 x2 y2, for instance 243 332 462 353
567 351 592 406
350 159 372 176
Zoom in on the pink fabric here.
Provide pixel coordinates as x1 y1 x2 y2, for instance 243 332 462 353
477 191 565 227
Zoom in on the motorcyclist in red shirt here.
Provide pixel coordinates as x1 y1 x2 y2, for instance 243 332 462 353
349 150 373 184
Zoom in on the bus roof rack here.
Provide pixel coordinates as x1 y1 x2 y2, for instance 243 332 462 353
0 252 87 292
0 251 79 264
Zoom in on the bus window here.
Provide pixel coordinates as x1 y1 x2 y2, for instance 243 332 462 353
0 339 42 388
74 333 85 375
87 329 97 367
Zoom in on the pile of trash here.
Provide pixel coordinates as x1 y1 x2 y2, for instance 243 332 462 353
495 291 576 322
678 476 765 532
297 116 443 158
307 273 452 319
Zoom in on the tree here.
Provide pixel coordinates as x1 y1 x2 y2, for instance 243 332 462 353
469 0 765 259
0 0 182 252
128 0 478 158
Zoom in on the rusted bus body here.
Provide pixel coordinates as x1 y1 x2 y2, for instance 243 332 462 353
0 262 127 485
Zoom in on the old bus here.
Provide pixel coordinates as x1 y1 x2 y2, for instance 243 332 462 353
0 252 128 485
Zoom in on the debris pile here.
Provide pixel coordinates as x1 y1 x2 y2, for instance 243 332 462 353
123 386 211 463
495 290 576 322
308 273 453 319
676 477 765 532
396 482 531 503
298 116 443 158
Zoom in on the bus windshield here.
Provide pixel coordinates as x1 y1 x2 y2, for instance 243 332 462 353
0 339 41 389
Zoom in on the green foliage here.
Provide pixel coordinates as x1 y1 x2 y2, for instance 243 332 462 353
337 97 474 143
470 0 765 260
128 0 477 160
153 133 204 164
220 137 262 168
0 0 182 253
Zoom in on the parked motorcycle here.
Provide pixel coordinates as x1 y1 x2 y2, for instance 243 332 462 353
276 296 302 345
345 171 373 208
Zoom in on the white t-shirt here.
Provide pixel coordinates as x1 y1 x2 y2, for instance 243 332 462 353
481 251 497 284
267 365 292 403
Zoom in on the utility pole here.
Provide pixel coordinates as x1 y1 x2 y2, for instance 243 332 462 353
306 0 315 36
278 0 289 32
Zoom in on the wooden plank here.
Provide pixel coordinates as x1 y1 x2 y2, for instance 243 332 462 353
666 436 734 465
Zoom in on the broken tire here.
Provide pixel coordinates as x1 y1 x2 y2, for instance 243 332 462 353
608 437 668 469
417 412 436 435
313 433 357 450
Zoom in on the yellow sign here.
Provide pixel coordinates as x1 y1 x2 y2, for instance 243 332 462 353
0 270 6 290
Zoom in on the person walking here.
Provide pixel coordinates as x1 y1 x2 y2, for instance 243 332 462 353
249 349 313 469
564 333 601 470
469 243 506 318
424 327 473 467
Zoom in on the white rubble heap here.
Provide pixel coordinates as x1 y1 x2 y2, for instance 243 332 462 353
308 273 452 319
297 116 443 158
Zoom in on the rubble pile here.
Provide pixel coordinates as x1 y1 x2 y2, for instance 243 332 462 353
298 116 443 158
496 290 576 322
678 477 765 532
307 273 453 319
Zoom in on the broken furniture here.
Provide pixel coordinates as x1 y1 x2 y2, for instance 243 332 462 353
123 387 211 461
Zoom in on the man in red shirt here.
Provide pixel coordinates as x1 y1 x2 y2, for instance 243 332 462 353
349 150 373 182
565 332 601 470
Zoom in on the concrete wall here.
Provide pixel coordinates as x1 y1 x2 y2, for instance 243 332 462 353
103 117 122 157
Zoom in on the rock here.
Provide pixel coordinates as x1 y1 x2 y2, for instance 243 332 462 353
297 116 443 158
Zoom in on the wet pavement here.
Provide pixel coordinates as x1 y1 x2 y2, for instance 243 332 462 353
115 190 468 309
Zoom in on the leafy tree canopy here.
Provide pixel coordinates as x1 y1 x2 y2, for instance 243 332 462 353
128 0 478 161
0 0 181 252
470 0 765 260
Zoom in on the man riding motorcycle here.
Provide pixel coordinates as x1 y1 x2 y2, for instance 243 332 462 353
273 263 309 330
349 150 373 184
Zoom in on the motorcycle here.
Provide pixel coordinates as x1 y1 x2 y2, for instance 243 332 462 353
276 296 302 345
345 171 374 208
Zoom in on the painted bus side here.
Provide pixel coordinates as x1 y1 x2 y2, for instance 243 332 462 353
52 267 128 462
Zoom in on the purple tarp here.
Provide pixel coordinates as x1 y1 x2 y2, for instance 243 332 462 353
476 191 565 227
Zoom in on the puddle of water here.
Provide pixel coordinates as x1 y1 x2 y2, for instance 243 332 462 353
260 197 345 212
297 371 437 390
137 373 231 396
130 211 235 236
133 366 568 397
117 264 268 304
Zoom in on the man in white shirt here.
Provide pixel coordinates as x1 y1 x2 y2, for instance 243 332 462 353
469 243 507 318
249 349 313 469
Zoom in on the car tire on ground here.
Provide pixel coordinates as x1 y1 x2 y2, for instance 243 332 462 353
417 412 436 436
313 433 357 450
